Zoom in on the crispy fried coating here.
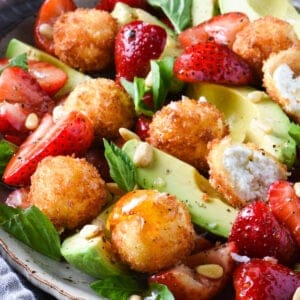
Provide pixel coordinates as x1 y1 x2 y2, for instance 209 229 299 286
207 137 287 208
146 98 228 171
63 78 135 139
233 16 300 80
263 47 300 123
29 156 108 231
53 8 117 72
107 189 195 273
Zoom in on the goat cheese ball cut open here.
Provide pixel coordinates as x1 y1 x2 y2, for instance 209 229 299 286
232 16 300 80
207 137 287 208
28 155 108 231
53 8 117 72
263 47 300 124
107 189 196 273
63 78 135 139
146 97 228 171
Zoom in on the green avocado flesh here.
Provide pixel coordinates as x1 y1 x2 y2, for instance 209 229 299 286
61 227 128 279
5 39 90 98
187 83 297 168
191 0 219 25
122 139 238 238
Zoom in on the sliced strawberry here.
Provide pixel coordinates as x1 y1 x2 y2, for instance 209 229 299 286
268 180 300 247
115 20 167 82
2 111 94 187
134 114 151 141
34 0 77 55
149 242 237 300
179 12 250 49
234 258 300 300
0 67 55 117
173 42 253 85
0 102 31 145
28 61 68 96
228 200 297 265
96 0 147 11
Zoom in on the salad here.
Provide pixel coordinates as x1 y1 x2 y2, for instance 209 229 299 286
1 0 300 299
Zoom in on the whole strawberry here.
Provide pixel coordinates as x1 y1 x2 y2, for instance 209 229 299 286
228 200 297 265
234 259 300 300
115 20 167 82
173 41 253 85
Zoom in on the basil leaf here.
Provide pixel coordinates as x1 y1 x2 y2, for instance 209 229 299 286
0 139 18 175
144 283 175 300
0 53 28 73
0 204 62 260
103 139 137 192
147 0 193 33
90 275 144 300
121 77 154 117
151 57 174 110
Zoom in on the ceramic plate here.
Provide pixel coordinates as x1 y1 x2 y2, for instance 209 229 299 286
1 1 300 300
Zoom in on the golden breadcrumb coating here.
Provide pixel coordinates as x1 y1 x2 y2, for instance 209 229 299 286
263 46 300 124
53 8 117 72
147 98 228 171
29 155 108 230
63 78 135 139
207 137 287 208
233 16 300 80
107 189 195 273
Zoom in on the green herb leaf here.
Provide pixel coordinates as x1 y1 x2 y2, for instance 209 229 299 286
90 275 144 300
151 57 174 110
103 139 137 192
0 204 61 260
144 283 175 300
121 77 154 117
147 0 193 33
0 139 18 175
0 53 28 73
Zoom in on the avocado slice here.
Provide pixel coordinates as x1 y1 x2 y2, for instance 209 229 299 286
122 139 238 238
187 83 298 168
111 2 182 58
5 39 90 98
61 204 129 279
218 0 300 38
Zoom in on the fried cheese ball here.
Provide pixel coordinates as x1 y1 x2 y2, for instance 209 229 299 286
233 16 300 80
207 137 287 208
263 47 300 124
53 8 117 72
107 189 195 273
147 98 228 171
28 155 108 231
63 78 135 139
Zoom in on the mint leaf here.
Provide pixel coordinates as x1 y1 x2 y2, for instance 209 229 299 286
0 204 61 260
121 77 154 117
148 0 192 33
151 57 174 110
0 139 18 175
0 53 28 73
90 275 144 300
144 283 175 300
103 139 137 192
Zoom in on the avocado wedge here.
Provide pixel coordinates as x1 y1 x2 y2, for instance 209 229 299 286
122 139 238 238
